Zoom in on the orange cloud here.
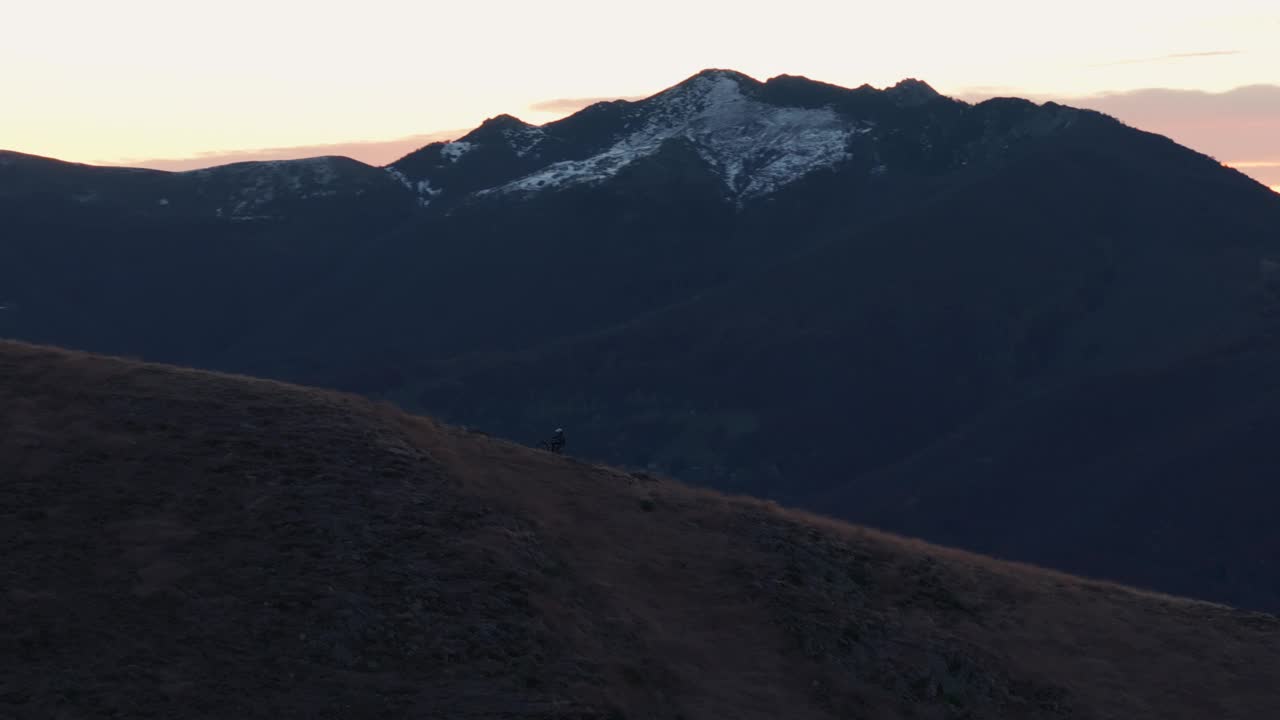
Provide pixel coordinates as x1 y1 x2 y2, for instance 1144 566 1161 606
528 96 646 114
109 130 468 171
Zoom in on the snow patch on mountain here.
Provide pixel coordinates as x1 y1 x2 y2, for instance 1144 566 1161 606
503 126 546 157
386 167 442 206
414 179 443 207
185 157 342 190
441 141 474 163
484 73 864 201
174 157 369 219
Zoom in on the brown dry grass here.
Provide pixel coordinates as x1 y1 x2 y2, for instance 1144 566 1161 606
2 340 1278 719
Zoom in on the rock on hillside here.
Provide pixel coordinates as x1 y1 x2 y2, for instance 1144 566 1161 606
2 341 1278 719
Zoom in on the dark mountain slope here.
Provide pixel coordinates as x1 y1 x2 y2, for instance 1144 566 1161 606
3 341 1279 719
413 112 1280 491
0 151 408 219
219 141 745 382
0 151 417 365
221 75 1277 391
407 112 1280 610
821 334 1280 611
215 70 976 380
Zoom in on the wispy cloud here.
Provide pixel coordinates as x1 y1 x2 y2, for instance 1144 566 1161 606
528 96 646 114
1090 50 1242 67
109 130 467 171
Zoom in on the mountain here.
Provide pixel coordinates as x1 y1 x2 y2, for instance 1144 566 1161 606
4 69 1280 613
398 73 1280 609
3 341 1279 719
0 151 410 220
0 151 417 365
385 70 949 209
213 70 973 378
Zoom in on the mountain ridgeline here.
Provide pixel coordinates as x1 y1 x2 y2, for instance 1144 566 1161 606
4 69 1280 612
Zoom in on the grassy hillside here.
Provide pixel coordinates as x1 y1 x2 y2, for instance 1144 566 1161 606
2 341 1278 719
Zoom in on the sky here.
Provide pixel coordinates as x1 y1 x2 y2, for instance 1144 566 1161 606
2 0 1277 190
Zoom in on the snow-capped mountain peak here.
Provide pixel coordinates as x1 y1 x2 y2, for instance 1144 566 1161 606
482 70 865 202
385 69 971 209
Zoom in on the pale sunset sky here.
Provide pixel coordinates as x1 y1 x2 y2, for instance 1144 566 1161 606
3 0 1278 189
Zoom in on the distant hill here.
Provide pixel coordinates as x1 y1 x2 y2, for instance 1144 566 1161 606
3 341 1279 719
0 151 417 365
4 69 1280 614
